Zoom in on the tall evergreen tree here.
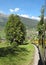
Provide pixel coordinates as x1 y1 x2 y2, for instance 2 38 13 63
37 6 45 46
5 14 26 45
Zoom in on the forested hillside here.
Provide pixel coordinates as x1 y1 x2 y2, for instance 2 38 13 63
0 13 8 30
0 13 39 30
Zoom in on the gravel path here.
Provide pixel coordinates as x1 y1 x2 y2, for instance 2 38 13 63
33 45 40 65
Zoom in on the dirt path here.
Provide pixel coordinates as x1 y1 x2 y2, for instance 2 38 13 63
33 45 40 65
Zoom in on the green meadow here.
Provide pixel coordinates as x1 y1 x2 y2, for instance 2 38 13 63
0 41 35 65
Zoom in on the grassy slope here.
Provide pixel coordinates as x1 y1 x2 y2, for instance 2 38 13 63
0 42 35 65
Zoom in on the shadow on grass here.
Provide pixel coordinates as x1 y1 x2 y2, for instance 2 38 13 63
0 45 29 57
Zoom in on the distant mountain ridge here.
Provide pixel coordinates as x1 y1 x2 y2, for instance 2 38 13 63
0 13 40 30
20 17 38 29
0 13 8 30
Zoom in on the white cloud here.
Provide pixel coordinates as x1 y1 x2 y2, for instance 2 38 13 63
9 8 20 12
31 16 40 21
18 14 40 20
44 17 46 19
9 9 14 12
15 8 20 12
31 16 46 20
18 14 30 18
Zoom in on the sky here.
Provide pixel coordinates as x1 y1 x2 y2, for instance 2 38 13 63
0 0 45 19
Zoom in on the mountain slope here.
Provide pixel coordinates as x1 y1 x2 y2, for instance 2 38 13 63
21 17 38 29
0 14 8 30
0 13 39 30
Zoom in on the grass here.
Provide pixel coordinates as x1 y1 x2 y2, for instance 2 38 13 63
0 42 35 65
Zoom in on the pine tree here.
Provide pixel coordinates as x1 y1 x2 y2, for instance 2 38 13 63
37 6 45 46
5 14 26 45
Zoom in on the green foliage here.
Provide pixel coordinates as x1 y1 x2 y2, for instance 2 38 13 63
45 22 46 30
37 6 45 45
37 6 45 36
0 35 1 43
37 23 45 35
5 14 26 45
